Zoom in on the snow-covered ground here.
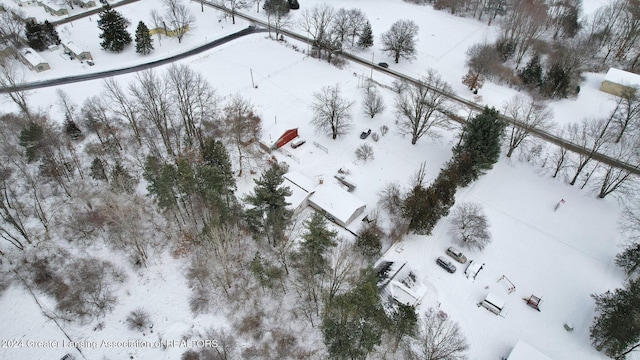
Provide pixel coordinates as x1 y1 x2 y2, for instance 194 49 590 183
0 0 632 359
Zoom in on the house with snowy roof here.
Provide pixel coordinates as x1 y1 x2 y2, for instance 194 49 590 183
19 47 50 72
375 260 427 306
506 340 553 360
282 171 366 227
38 0 68 16
600 68 640 97
61 40 92 61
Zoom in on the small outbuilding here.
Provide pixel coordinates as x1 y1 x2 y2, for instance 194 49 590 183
600 68 640 97
507 340 554 360
480 292 506 315
19 47 50 72
375 260 427 306
38 0 69 16
275 128 299 148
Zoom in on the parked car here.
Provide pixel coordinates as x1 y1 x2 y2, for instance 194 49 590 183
378 62 389 68
291 137 306 148
360 129 372 139
446 247 467 264
288 0 300 9
436 256 457 273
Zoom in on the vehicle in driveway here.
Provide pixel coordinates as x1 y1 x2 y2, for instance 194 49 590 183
360 129 372 139
446 247 467 264
378 62 389 68
436 256 456 273
290 137 306 148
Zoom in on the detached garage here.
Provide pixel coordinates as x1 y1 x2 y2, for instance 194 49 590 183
600 68 640 97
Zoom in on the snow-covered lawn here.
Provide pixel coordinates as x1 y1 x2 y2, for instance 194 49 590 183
0 0 631 359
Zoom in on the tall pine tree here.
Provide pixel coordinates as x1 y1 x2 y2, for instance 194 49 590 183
453 107 504 186
25 21 47 51
357 21 373 48
43 21 60 46
98 4 132 52
135 21 153 55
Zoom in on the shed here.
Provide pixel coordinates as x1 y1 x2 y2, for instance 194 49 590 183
276 128 299 148
61 40 92 61
307 181 366 227
19 47 50 72
600 68 640 97
507 340 553 360
480 292 505 315
375 260 427 306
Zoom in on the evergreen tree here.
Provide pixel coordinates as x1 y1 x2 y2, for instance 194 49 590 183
518 54 543 88
615 242 640 276
296 212 337 275
197 138 237 224
25 21 47 51
357 21 373 48
244 163 292 246
64 116 82 140
90 157 108 181
591 278 640 358
98 4 132 52
322 268 387 360
453 107 504 185
43 20 60 46
19 122 45 163
356 221 383 260
134 21 153 55
541 62 571 99
387 303 418 351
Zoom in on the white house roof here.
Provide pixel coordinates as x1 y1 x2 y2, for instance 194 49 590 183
42 0 66 9
308 181 366 225
283 177 309 211
284 171 316 192
604 68 640 88
20 48 47 66
382 262 427 306
507 340 554 360
62 40 87 55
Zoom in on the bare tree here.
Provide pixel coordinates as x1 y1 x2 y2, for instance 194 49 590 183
395 69 454 145
129 69 177 156
219 0 251 25
448 202 491 251
546 0 582 39
381 20 419 64
610 87 640 143
164 0 195 43
502 94 554 157
355 143 374 162
56 89 78 125
310 84 354 139
378 181 404 217
264 0 291 39
406 309 469 360
166 64 220 149
567 117 614 186
82 95 123 152
0 59 32 120
346 9 368 47
499 0 548 67
299 4 336 47
332 8 351 44
463 43 502 91
588 0 640 66
103 77 142 145
0 7 27 46
149 9 164 45
595 139 639 198
222 94 261 175
362 81 386 118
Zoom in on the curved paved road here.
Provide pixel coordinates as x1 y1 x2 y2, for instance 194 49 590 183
0 25 264 93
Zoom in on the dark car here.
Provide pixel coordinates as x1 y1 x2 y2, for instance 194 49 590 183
378 62 389 68
360 129 371 139
288 0 300 9
436 256 456 273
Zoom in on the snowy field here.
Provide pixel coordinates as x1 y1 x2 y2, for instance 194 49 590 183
0 0 632 359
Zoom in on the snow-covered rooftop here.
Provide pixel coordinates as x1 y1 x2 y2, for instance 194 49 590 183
284 171 316 192
507 340 554 360
20 47 47 66
62 40 88 55
308 181 366 226
377 261 427 306
603 68 640 88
